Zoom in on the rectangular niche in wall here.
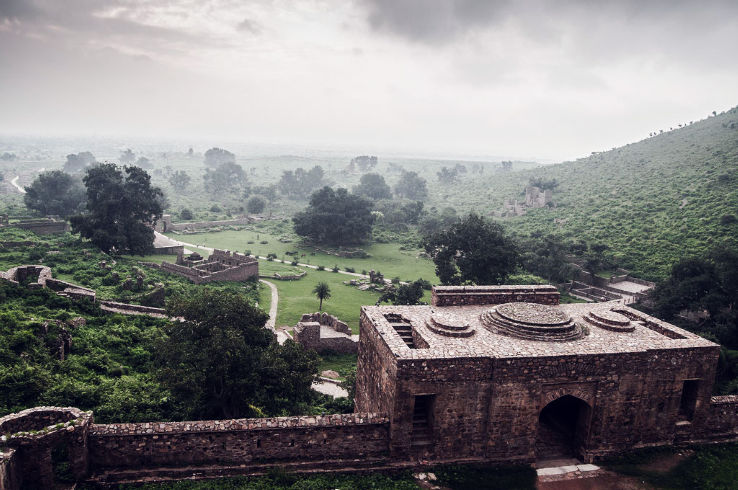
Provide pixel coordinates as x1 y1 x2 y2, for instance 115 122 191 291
678 379 700 422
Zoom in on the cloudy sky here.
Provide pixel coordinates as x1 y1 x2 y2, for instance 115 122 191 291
1 0 737 161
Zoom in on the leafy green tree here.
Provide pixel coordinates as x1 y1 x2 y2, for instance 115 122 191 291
353 173 392 200
203 147 235 168
168 170 191 192
203 161 248 196
180 208 193 220
155 289 318 419
519 233 577 283
23 170 85 218
63 151 96 173
313 282 331 311
423 212 519 285
247 195 266 214
437 166 458 183
293 187 375 245
278 166 327 200
378 279 425 305
394 170 428 200
134 156 153 169
70 164 163 254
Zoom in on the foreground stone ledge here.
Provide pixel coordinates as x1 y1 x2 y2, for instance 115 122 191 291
92 413 388 436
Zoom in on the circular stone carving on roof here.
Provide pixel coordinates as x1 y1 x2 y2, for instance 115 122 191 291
425 310 475 338
480 302 586 342
583 307 635 333
496 302 570 326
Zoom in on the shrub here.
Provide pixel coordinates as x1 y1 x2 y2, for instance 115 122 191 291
317 265 326 271
332 265 340 273
345 267 355 273
180 208 193 220
260 240 269 244
291 260 298 266
392 276 400 284
210 204 221 213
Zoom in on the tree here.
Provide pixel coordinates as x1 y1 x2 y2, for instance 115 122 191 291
278 166 327 200
69 164 163 254
203 147 235 168
351 155 378 171
394 170 428 201
312 282 332 311
63 151 96 173
120 149 135 164
168 170 191 192
180 208 193 220
437 166 458 184
246 195 266 214
203 161 248 196
378 279 425 305
293 187 375 245
23 170 85 218
155 289 319 419
353 173 392 200
423 212 519 285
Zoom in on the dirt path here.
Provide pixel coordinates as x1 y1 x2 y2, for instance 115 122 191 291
259 279 279 329
10 176 25 194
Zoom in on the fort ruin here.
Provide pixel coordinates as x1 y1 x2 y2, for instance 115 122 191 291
150 249 259 284
2 285 737 488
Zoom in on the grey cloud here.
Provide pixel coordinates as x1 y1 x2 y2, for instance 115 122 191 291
237 18 261 35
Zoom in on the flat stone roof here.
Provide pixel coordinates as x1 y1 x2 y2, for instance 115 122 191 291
361 301 717 360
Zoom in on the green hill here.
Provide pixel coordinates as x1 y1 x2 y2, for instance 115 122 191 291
431 107 738 280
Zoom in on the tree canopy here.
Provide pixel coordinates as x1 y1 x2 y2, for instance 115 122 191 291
394 170 428 201
293 187 375 245
63 151 96 173
203 161 248 196
168 170 191 192
203 147 235 168
353 173 392 200
246 195 266 214
23 170 85 218
70 164 163 255
423 212 519 285
156 289 318 419
278 166 328 200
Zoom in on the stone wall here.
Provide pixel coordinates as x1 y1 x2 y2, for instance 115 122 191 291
431 285 560 307
8 219 68 235
89 413 388 470
294 313 357 354
0 448 20 490
689 395 738 443
0 407 92 489
159 217 253 233
99 301 167 317
158 252 258 284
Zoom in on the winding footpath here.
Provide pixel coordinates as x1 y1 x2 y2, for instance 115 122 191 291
10 176 26 194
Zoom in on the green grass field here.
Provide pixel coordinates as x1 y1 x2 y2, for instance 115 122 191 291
258 260 380 333
165 227 438 283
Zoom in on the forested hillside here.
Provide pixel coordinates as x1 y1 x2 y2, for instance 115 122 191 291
438 107 738 280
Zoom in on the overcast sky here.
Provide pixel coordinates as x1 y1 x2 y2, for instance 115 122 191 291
1 0 737 161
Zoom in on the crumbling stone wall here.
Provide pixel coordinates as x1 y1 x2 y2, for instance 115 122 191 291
0 448 20 490
8 219 68 235
158 249 258 284
89 413 388 470
0 407 92 490
294 313 357 354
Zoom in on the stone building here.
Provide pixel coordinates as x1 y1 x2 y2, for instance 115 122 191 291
154 249 258 284
356 285 730 463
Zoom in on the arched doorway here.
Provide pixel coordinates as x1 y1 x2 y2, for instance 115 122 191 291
536 395 591 461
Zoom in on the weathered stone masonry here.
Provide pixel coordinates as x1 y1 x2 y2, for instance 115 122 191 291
3 285 738 488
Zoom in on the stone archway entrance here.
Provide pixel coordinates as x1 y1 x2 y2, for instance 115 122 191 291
536 395 591 461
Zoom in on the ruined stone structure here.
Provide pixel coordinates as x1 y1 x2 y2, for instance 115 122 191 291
3 218 69 235
2 285 738 488
155 214 254 233
356 285 736 463
524 185 553 208
0 265 96 301
294 313 358 354
154 249 258 284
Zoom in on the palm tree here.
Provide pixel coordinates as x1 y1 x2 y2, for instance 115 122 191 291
313 282 331 311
